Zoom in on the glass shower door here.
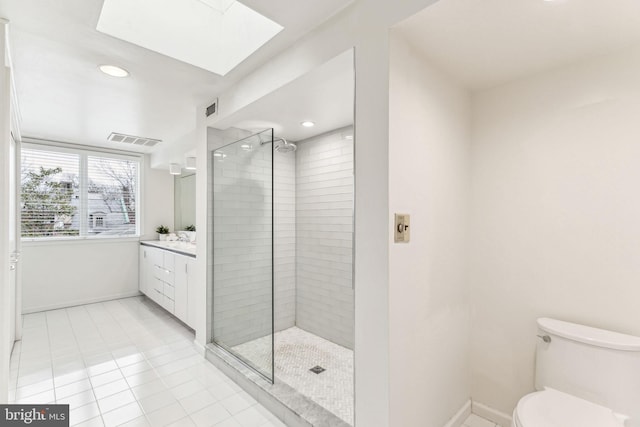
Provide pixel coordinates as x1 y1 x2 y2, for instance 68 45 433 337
212 129 274 381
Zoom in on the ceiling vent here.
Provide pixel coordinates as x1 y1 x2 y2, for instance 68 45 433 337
107 132 161 147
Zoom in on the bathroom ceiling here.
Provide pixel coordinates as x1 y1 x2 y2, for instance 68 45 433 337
212 49 354 142
398 0 640 90
0 0 353 152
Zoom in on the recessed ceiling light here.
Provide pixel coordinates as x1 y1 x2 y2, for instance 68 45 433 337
99 64 129 77
301 121 315 128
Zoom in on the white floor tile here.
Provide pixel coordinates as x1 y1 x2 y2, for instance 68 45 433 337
118 416 151 427
55 370 89 388
170 379 205 400
93 379 130 400
15 378 54 400
116 353 145 369
124 370 159 388
97 389 136 414
16 389 55 404
190 403 232 427
160 368 196 389
57 389 96 409
73 416 105 427
166 417 197 427
70 402 101 426
85 358 118 377
138 389 177 414
145 402 188 427
179 389 218 415
219 392 256 415
90 369 124 388
213 419 242 427
102 401 144 427
207 382 237 401
131 379 167 400
119 359 150 375
232 406 269 427
56 379 93 400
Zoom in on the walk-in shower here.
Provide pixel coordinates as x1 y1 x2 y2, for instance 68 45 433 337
211 126 355 425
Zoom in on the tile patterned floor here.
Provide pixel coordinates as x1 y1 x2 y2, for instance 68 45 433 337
232 327 354 425
463 413 504 427
9 296 286 427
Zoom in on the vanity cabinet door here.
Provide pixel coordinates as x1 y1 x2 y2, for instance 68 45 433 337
139 246 148 294
173 255 188 325
186 257 196 329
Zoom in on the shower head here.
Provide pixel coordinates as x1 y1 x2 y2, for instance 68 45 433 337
274 138 296 153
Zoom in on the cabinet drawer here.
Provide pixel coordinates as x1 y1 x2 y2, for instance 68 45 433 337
150 286 163 305
153 277 164 293
152 264 174 285
162 295 174 313
163 283 175 300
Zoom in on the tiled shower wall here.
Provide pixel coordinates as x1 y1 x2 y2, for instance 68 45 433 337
274 149 296 332
295 128 354 350
211 128 354 350
212 140 274 347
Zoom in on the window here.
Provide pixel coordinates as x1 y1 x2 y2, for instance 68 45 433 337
21 144 141 239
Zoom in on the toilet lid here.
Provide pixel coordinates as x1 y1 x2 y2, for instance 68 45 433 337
516 388 627 427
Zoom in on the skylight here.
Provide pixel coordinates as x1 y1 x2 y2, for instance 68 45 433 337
97 0 283 76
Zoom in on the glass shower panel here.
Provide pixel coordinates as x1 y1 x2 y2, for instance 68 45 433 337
212 129 274 381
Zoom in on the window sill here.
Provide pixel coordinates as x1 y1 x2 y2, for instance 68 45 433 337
21 236 141 247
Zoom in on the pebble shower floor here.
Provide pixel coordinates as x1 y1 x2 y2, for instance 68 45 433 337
232 327 354 425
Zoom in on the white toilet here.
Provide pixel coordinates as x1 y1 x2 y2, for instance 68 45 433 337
511 318 640 427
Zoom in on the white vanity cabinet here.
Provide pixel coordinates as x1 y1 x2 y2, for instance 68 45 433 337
140 243 196 329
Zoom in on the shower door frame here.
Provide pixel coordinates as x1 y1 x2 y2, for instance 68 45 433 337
210 128 275 384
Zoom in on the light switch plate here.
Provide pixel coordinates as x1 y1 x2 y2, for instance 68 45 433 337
394 213 410 243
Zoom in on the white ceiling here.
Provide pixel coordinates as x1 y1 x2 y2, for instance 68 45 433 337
213 49 354 142
397 0 640 90
0 0 352 152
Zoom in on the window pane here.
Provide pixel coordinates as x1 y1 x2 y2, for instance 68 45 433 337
21 149 80 237
87 156 138 236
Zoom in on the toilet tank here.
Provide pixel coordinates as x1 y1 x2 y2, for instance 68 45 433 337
535 318 640 419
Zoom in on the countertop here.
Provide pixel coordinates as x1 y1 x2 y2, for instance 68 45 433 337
140 240 196 258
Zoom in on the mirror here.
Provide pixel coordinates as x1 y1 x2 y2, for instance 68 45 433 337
174 172 195 231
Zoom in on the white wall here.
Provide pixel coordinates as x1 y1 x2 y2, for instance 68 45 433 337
469 46 640 415
388 32 472 427
21 156 174 312
295 129 354 349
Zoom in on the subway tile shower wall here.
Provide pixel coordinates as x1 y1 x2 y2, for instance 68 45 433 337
274 148 297 332
212 128 354 350
295 129 354 350
212 143 275 347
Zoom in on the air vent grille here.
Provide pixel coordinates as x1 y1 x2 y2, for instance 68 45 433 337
108 132 161 147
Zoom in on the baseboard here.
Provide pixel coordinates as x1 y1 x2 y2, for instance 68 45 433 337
472 401 513 427
443 400 471 427
22 291 142 314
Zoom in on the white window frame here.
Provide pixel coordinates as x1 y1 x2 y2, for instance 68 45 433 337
21 140 143 242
